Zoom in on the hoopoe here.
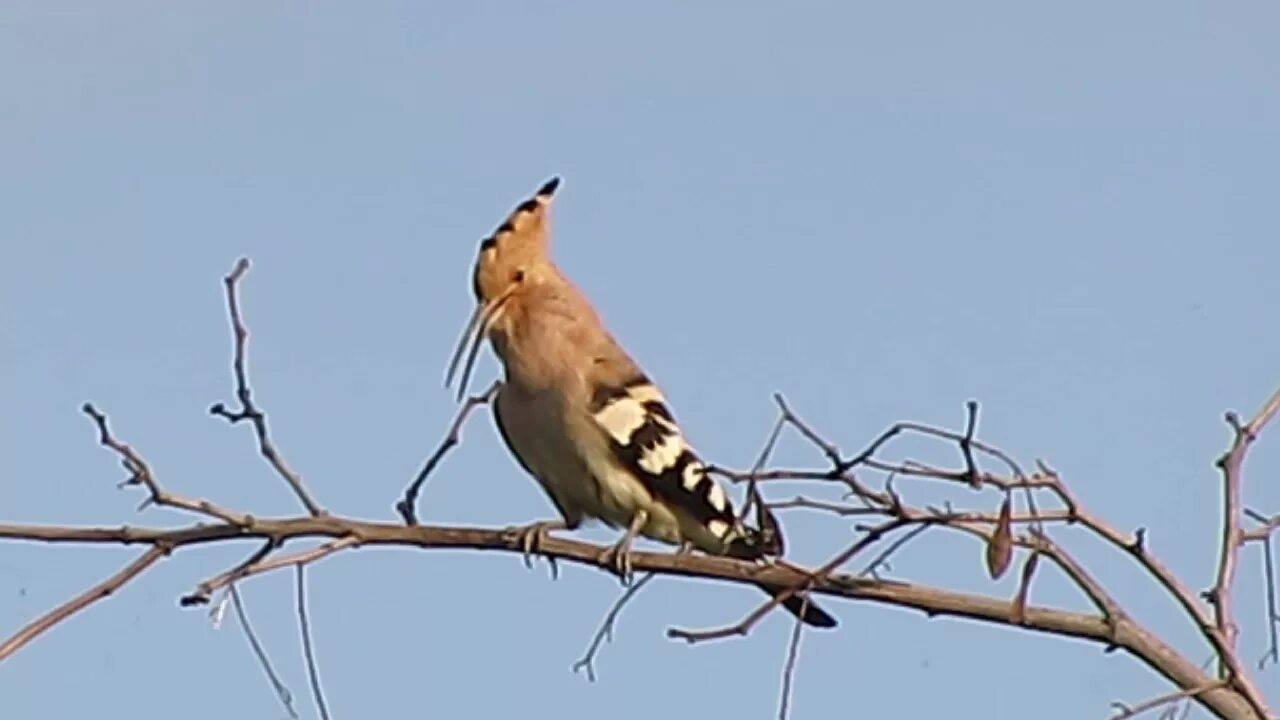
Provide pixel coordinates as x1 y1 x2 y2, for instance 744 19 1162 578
445 177 836 628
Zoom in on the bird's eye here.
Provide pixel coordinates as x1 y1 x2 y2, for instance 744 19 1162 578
511 269 526 283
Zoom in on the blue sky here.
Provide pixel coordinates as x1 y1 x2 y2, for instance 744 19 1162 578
2 2 1278 718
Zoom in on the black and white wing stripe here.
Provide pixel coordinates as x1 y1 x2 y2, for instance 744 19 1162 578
589 374 834 626
590 375 760 552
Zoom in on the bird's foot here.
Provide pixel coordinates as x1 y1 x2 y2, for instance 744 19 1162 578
502 519 568 576
597 511 648 587
596 540 635 586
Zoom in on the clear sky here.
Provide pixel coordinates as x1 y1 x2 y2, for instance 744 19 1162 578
2 2 1278 718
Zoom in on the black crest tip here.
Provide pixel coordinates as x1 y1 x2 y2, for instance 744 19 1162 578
537 176 561 198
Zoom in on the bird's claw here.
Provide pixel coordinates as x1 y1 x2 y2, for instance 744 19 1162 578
597 543 634 586
502 520 562 576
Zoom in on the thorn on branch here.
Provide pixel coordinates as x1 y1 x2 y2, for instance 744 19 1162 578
1131 527 1146 554
961 400 981 488
1224 410 1245 439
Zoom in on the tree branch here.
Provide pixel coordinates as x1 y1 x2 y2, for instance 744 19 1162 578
0 514 1262 718
209 258 325 516
1213 388 1280 658
397 380 499 525
0 545 168 662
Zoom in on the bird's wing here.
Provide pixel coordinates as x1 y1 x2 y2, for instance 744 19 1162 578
585 358 744 545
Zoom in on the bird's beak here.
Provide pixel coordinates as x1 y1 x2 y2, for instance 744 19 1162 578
443 287 516 402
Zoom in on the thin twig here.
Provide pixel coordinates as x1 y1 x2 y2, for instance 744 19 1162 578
0 545 168 662
297 565 332 720
1243 508 1280 543
1034 461 1264 707
959 400 981 488
81 403 248 524
767 496 883 517
841 410 1028 481
1259 532 1279 670
397 380 500 525
667 519 907 643
230 585 299 720
772 394 843 468
182 540 276 606
209 257 325 516
1210 387 1280 688
1026 527 1124 641
572 571 657 682
777 594 809 720
857 524 930 578
1213 412 1248 655
739 411 787 549
770 495 1071 526
1011 551 1041 625
184 536 359 606
1109 680 1227 719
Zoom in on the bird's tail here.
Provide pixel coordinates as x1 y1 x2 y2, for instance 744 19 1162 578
726 519 838 629
760 583 839 628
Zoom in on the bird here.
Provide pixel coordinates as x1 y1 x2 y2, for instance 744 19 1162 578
444 177 837 629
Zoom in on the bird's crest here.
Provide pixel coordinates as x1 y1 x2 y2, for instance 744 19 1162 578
446 177 562 400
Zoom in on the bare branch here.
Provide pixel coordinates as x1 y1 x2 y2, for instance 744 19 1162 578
1011 551 1041 625
183 537 359 606
230 585 299 719
0 545 167 662
959 399 981 488
1213 388 1280 661
1031 463 1265 705
738 411 787 550
209 258 324 516
572 571 657 682
1260 532 1279 671
397 380 499 525
777 595 809 720
772 393 844 468
297 565 332 720
0 515 1265 719
13 262 1280 720
857 524 929 578
81 403 249 524
667 519 909 643
769 495 1071 526
1110 680 1227 720
1243 509 1280 543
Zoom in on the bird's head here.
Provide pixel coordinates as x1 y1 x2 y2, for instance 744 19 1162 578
445 176 561 400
